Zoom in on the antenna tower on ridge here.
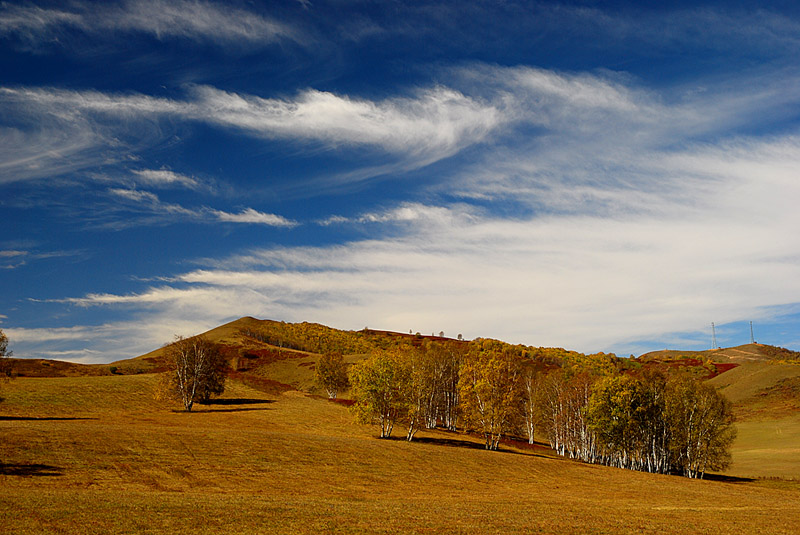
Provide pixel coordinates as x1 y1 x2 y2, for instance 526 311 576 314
750 321 755 344
711 322 718 350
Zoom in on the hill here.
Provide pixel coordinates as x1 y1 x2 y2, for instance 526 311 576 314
635 343 800 479
7 317 800 480
639 343 800 363
1 373 799 534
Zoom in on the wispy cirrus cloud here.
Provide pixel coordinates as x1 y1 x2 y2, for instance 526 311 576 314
3 317 221 363
27 60 800 358
318 202 479 226
0 83 502 185
131 168 202 190
188 85 501 159
0 0 307 48
210 208 297 227
107 187 296 228
56 165 800 355
0 247 85 270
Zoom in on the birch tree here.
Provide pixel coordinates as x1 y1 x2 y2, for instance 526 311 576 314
162 336 227 411
422 341 464 431
315 352 349 399
0 328 10 359
458 343 521 450
521 368 538 444
403 347 431 441
0 328 12 400
538 371 598 462
349 349 410 439
666 374 736 478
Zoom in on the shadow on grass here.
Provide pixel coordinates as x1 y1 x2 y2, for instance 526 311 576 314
0 463 64 477
386 435 526 455
0 416 98 421
201 398 275 406
703 473 756 483
173 407 274 414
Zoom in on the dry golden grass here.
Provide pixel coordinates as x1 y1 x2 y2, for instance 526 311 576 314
2 374 800 534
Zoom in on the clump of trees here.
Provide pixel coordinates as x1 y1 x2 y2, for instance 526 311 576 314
349 343 466 441
538 369 735 478
155 336 227 411
346 337 736 479
315 353 349 399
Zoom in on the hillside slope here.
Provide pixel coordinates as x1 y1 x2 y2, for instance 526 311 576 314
2 373 799 534
639 343 800 363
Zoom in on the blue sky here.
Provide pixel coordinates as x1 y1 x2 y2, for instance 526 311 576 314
2 0 800 363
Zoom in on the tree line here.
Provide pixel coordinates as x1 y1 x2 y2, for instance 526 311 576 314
319 338 735 479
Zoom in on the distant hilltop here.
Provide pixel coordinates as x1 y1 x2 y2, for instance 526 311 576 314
638 343 800 363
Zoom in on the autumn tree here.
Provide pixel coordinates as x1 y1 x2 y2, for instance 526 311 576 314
401 347 430 441
349 349 410 438
666 374 736 478
636 370 672 474
458 342 522 450
0 328 12 399
160 336 227 411
422 341 464 431
0 328 10 359
315 352 349 399
537 371 598 462
588 374 656 471
585 370 732 478
517 368 537 444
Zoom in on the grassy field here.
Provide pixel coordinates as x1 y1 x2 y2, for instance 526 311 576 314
2 375 800 534
729 417 800 479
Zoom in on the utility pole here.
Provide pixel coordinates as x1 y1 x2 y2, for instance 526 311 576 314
712 322 718 350
750 321 755 344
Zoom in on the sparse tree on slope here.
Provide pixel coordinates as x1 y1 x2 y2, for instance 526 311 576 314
0 328 12 398
160 336 227 411
0 328 10 359
315 352 349 399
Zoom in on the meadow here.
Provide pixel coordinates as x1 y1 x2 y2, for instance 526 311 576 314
2 374 800 534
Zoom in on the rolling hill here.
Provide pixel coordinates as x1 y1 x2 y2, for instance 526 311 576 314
3 317 800 532
1 366 799 533
5 316 800 480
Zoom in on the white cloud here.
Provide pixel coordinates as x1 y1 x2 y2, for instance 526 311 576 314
38 124 800 358
107 187 197 219
4 316 223 363
0 0 306 47
320 202 479 226
132 169 201 190
0 247 84 270
6 60 800 360
0 83 501 185
105 188 296 228
211 208 297 227
186 85 501 161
